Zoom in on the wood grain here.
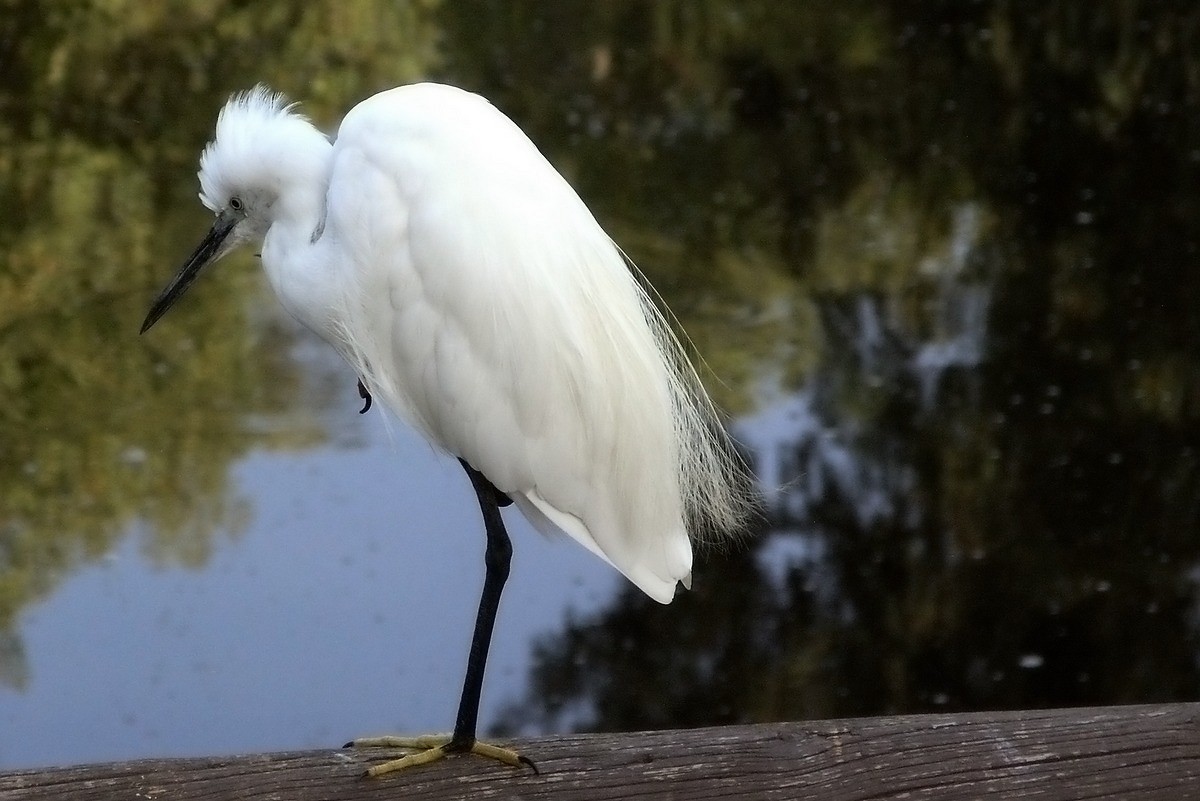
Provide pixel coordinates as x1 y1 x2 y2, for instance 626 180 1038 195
3 703 1197 799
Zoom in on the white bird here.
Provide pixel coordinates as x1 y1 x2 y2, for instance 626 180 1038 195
141 83 754 776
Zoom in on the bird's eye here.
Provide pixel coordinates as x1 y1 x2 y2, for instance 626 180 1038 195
229 196 244 212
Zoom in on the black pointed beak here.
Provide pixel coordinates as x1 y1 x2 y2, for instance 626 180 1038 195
140 211 239 334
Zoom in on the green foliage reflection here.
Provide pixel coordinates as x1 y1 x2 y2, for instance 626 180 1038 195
478 1 1200 728
0 0 439 688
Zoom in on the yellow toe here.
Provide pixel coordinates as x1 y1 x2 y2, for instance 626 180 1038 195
348 734 536 777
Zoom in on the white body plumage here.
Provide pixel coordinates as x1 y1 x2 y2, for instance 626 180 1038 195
181 83 752 603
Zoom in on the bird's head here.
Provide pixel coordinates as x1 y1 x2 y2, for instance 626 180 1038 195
141 85 328 334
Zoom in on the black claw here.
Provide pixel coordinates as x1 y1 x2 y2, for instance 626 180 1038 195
519 754 540 775
357 378 372 414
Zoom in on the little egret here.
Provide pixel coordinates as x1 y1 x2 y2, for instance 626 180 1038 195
141 83 755 776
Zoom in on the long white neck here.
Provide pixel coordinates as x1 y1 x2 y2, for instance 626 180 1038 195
259 140 342 343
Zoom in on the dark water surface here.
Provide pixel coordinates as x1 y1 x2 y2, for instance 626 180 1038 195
2 2 1199 769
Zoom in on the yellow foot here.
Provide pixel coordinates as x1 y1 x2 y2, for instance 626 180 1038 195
346 734 537 777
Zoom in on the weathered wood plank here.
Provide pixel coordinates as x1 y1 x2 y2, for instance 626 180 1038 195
2 703 1197 800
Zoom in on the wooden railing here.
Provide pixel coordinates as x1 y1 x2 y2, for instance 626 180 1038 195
3 703 1197 799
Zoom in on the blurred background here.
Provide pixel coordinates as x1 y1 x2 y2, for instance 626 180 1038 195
3 0 1200 771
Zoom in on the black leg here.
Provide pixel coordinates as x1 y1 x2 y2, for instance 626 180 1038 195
447 459 513 752
345 460 535 777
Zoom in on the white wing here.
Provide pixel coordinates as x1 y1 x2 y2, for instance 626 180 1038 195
323 84 696 602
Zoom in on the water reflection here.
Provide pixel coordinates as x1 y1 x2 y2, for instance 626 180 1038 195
494 1 1200 731
3 0 1200 770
